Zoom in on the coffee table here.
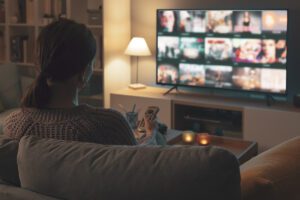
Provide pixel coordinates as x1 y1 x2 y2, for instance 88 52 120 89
165 129 258 165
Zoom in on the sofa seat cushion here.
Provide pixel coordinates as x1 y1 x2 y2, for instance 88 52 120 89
240 136 300 200
0 135 20 186
18 136 241 200
0 184 60 200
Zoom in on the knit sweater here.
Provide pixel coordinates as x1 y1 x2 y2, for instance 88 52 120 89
3 105 138 145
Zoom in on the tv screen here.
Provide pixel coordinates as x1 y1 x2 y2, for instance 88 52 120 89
156 10 288 94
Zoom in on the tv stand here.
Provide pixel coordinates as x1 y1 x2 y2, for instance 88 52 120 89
266 94 275 107
163 85 179 96
111 86 300 152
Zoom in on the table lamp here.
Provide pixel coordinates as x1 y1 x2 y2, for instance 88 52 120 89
125 37 151 89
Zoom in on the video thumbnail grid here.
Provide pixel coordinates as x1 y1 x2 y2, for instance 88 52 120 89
157 36 287 66
157 10 287 35
157 63 286 93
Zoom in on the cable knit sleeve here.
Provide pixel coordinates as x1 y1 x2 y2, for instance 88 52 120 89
3 109 31 140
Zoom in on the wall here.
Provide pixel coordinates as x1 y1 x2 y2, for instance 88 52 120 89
130 0 300 102
103 0 131 108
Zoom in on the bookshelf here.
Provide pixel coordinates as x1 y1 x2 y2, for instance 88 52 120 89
0 0 104 107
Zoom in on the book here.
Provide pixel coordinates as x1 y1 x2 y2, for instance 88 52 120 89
10 35 29 62
54 0 62 17
26 0 34 24
18 0 26 23
22 39 28 63
44 0 51 16
11 36 22 62
0 31 4 60
0 0 5 23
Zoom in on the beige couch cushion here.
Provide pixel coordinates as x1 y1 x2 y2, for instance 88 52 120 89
0 64 21 109
18 136 241 200
0 135 20 186
240 136 300 200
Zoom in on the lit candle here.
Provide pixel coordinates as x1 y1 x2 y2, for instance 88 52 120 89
197 133 210 146
182 131 195 144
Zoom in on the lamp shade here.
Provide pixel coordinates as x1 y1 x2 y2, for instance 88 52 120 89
125 37 151 56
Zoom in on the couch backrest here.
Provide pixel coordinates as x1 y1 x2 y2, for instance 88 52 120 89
0 64 21 109
17 136 241 200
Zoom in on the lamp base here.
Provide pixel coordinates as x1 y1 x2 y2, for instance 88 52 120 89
129 83 146 89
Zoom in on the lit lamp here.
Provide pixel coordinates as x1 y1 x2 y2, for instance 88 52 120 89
125 37 151 89
182 131 195 144
197 133 211 146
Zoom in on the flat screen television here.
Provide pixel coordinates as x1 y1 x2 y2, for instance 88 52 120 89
156 9 288 94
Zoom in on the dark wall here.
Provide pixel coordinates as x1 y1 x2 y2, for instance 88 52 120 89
131 0 300 103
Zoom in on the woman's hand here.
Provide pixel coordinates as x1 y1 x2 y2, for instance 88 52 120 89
144 115 157 137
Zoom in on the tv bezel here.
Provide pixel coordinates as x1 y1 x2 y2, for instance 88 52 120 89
155 9 289 96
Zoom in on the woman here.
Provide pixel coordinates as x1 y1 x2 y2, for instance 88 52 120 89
4 19 154 145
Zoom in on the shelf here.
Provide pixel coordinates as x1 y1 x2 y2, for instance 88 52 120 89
87 25 102 29
9 23 35 27
14 62 35 67
173 103 243 138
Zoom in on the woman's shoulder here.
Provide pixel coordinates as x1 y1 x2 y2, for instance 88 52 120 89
5 108 30 122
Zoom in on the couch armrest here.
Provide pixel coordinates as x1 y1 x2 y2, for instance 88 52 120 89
240 136 300 200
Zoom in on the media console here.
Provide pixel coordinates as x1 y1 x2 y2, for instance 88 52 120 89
110 87 300 152
173 103 243 138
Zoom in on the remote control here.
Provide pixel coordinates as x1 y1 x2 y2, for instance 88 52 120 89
137 106 160 133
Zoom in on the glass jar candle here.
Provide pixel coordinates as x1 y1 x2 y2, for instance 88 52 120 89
182 131 195 144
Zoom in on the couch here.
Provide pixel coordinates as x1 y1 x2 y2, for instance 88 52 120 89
0 64 22 134
0 135 299 200
0 135 241 200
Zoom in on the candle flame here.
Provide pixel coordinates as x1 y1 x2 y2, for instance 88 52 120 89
182 132 194 143
200 139 208 145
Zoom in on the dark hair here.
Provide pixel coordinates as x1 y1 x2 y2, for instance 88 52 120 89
21 19 96 108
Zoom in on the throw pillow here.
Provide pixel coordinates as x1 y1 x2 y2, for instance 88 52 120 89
0 135 20 186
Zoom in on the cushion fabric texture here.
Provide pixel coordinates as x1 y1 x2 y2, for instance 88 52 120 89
0 64 21 109
0 135 20 186
0 184 58 200
18 136 241 200
240 136 300 200
0 184 60 200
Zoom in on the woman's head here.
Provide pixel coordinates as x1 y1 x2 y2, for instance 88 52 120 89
22 19 96 108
